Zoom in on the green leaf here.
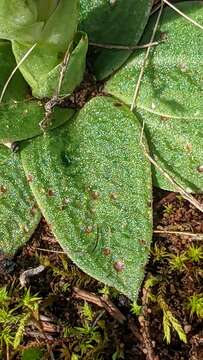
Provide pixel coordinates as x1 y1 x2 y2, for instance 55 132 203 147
21 96 152 300
79 0 152 79
22 347 44 360
0 40 28 102
12 32 88 98
0 145 41 255
106 1 203 118
0 0 43 44
135 109 203 193
38 0 79 51
0 40 75 142
0 0 79 51
0 101 75 143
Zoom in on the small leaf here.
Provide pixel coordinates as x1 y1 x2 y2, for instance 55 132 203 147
0 145 41 255
14 313 30 349
21 96 152 300
12 32 88 98
106 1 203 118
79 0 152 79
163 311 171 344
22 347 44 360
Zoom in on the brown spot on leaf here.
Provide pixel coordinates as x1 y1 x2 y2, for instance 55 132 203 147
185 143 192 152
84 226 93 234
0 185 7 193
160 115 170 121
110 192 118 200
160 31 168 41
113 102 122 107
27 174 33 183
113 261 125 272
197 165 203 173
30 205 38 216
47 189 55 197
91 191 100 200
103 247 111 256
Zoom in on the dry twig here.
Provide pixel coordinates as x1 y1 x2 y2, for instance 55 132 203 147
73 287 126 324
153 230 203 240
19 265 45 287
163 0 203 31
89 41 160 50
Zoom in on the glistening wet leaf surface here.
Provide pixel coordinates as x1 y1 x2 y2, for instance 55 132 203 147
21 96 152 300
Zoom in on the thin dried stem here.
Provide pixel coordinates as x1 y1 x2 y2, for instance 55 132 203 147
39 47 71 130
138 106 203 120
154 230 203 240
56 42 72 98
163 0 203 31
151 2 162 16
0 43 37 103
35 247 66 254
130 1 164 111
89 41 160 50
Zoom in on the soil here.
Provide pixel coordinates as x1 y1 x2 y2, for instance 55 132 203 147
0 190 202 360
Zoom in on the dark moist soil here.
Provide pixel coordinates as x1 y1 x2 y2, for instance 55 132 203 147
0 190 202 360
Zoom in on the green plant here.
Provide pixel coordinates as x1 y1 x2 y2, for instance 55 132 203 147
168 252 188 272
64 322 104 358
152 244 168 262
145 276 187 344
158 292 187 344
22 347 44 360
186 293 203 319
0 1 202 302
163 203 175 216
130 301 142 316
0 286 42 355
80 302 94 322
186 245 203 263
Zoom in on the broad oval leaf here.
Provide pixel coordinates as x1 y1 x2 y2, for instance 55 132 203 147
135 110 203 193
79 0 152 80
21 96 152 300
0 145 41 255
106 1 203 118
